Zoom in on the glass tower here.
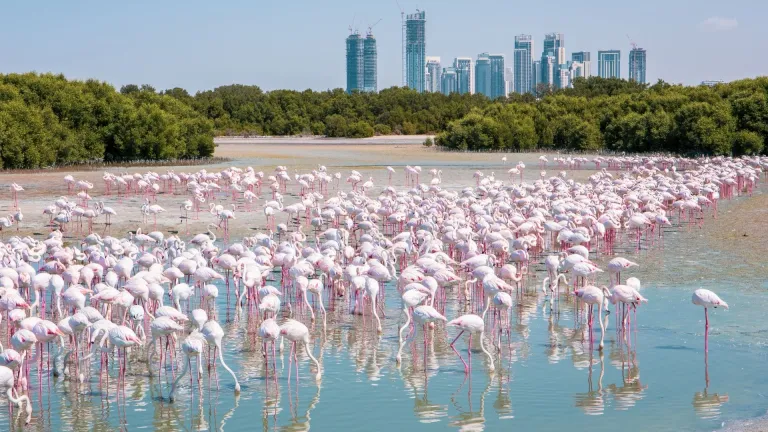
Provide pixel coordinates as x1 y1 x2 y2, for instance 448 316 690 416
425 57 441 92
475 53 491 97
598 50 621 79
514 34 533 94
532 60 541 94
405 10 426 92
441 67 457 95
345 32 364 93
489 54 506 99
542 33 565 88
363 33 377 92
629 48 646 83
454 57 473 94
571 52 591 79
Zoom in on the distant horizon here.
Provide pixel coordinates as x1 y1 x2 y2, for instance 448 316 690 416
4 70 755 95
1 1 763 92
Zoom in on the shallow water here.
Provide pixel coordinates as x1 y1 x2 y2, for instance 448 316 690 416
0 144 766 431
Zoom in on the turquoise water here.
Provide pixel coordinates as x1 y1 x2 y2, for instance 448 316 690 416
1 162 767 431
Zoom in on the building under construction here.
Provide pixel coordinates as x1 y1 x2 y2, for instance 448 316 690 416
363 32 377 92
405 10 426 93
346 32 364 94
346 30 377 94
629 47 647 84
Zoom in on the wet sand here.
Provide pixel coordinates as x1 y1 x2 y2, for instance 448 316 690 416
0 142 566 240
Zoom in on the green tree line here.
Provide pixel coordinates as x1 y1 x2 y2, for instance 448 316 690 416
0 73 215 169
436 77 768 156
2 73 767 169
177 85 492 137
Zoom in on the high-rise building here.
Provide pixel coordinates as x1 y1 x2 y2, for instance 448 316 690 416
541 54 555 89
489 54 506 99
569 61 585 84
475 53 491 97
629 48 646 83
504 67 514 97
346 32 364 93
405 10 426 92
363 33 377 92
454 57 474 94
542 33 565 88
598 50 621 79
514 34 534 94
558 66 570 89
532 60 541 93
425 57 442 93
441 67 457 95
571 52 591 79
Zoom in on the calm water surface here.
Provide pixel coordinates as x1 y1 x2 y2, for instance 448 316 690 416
2 148 766 432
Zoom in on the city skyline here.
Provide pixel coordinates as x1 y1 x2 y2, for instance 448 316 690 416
1 1 763 92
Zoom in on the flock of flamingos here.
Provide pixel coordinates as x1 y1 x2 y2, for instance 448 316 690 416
0 153 758 426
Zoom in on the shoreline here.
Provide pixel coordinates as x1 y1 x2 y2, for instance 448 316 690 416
214 135 431 145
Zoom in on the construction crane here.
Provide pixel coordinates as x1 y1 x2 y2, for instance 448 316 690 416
626 34 637 50
367 18 382 36
349 13 357 34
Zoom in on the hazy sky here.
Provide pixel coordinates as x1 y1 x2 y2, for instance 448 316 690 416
2 0 765 93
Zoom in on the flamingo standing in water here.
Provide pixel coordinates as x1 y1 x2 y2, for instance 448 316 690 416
396 289 430 364
692 289 728 353
412 305 446 368
447 314 494 373
574 285 611 350
279 319 321 381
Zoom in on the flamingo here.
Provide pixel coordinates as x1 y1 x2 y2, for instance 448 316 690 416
201 319 241 393
279 319 321 381
447 314 494 373
692 289 728 353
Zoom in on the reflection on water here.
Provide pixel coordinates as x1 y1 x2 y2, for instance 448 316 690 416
1 157 766 432
573 352 605 416
694 352 729 420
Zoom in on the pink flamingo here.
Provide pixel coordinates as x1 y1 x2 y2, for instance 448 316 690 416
692 289 728 353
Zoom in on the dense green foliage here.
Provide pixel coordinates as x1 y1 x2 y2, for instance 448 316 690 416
2 73 767 169
436 77 768 156
183 86 492 137
0 73 214 169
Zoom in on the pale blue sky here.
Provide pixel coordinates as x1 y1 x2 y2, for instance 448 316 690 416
2 0 764 92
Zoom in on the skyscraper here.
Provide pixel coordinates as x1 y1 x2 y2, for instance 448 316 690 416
542 33 565 88
571 52 591 79
598 50 621 79
425 57 442 93
454 57 474 94
558 66 570 89
405 10 426 92
532 60 541 93
541 54 555 89
489 54 506 99
629 48 647 83
441 67 457 95
569 61 585 82
363 32 377 92
345 32 364 94
514 34 534 94
504 67 514 96
475 53 491 97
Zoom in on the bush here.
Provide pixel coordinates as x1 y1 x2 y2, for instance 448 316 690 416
374 123 392 135
423 137 434 147
347 121 374 138
732 130 764 155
